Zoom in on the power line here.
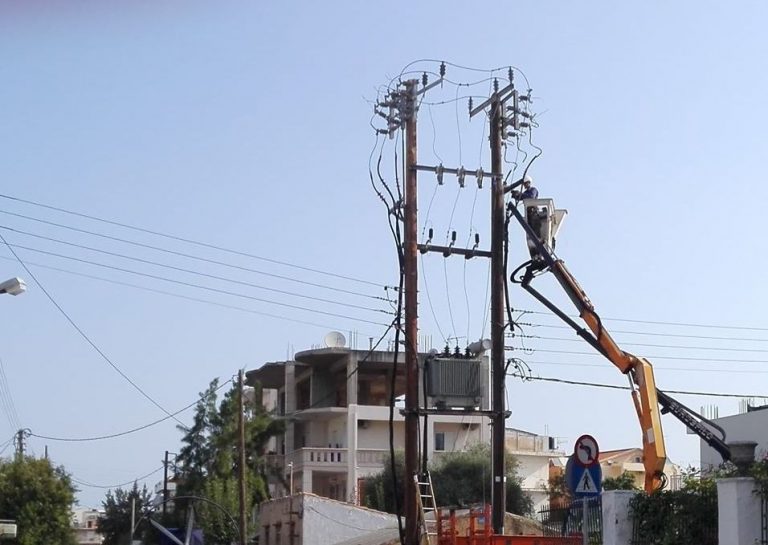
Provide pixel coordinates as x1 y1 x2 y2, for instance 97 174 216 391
0 193 388 288
3 242 392 327
521 322 768 343
522 347 768 364
0 255 376 335
0 358 21 432
519 309 768 333
71 466 164 489
522 359 768 374
507 371 767 398
512 333 768 353
30 378 233 442
0 225 394 315
0 209 389 302
0 232 185 426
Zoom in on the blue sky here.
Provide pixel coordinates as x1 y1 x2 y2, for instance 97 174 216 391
2 1 768 506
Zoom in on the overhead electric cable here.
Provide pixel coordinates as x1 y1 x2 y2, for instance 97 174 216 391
515 333 768 353
0 232 185 426
0 255 373 335
522 322 768 343
2 242 392 327
519 309 768 333
527 347 768 364
71 466 164 489
520 359 768 374
0 357 21 432
0 209 390 301
0 193 388 288
507 371 768 398
0 225 393 315
29 378 232 442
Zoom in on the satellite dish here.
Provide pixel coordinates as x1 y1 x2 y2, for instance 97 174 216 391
324 331 347 348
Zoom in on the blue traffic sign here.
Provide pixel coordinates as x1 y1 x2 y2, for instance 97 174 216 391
567 459 602 497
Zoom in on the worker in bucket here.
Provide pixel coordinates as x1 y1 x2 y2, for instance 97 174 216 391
510 174 538 200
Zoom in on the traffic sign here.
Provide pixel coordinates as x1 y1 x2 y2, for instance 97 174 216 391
566 457 602 498
574 434 600 467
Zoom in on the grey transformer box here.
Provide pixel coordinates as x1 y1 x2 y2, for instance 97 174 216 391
425 357 482 410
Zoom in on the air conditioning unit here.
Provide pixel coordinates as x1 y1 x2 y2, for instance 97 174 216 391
426 358 482 410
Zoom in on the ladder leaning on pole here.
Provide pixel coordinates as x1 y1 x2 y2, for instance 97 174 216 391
415 472 439 545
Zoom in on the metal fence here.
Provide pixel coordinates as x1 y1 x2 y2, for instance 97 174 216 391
539 497 602 544
630 490 717 545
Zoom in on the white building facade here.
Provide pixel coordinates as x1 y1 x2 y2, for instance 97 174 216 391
699 404 768 471
247 347 491 504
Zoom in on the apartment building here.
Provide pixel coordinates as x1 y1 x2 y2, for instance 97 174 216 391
71 508 103 545
246 344 490 504
504 428 564 513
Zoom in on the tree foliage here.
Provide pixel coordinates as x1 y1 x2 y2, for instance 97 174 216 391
362 444 533 517
0 456 77 545
602 471 639 491
99 483 154 545
172 379 283 543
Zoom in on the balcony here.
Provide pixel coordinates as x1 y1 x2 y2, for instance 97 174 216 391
265 448 391 472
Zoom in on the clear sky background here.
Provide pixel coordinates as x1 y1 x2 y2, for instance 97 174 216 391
2 1 768 507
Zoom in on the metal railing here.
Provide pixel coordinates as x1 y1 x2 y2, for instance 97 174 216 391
539 497 602 544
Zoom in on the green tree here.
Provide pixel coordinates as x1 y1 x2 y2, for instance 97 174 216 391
547 471 572 507
0 456 77 545
361 451 405 514
98 483 154 545
362 444 533 517
173 378 283 543
430 444 533 516
602 471 639 491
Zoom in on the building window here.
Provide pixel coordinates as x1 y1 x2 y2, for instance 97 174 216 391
435 432 445 451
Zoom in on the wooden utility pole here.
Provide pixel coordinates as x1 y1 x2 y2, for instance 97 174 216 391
238 369 247 545
489 96 507 534
403 78 420 545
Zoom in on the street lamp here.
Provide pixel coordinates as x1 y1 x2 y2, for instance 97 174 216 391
0 278 25 296
287 462 294 496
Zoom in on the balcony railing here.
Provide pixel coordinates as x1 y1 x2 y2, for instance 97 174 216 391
264 448 391 471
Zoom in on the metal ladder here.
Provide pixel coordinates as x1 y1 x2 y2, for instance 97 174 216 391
415 472 438 545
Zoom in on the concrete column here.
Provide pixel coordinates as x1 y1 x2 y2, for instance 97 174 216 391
347 404 358 503
284 364 296 455
717 477 761 545
347 355 357 405
301 469 313 494
601 490 638 545
426 418 435 459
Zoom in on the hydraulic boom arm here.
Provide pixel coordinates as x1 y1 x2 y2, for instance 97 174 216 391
507 200 730 491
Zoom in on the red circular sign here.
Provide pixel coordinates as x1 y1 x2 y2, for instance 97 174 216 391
573 434 600 467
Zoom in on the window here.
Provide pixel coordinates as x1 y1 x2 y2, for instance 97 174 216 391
435 432 445 451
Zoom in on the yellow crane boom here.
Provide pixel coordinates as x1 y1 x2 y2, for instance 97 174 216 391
506 194 729 491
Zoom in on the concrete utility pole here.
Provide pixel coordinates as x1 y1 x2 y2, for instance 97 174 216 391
238 369 247 545
403 78 420 545
163 450 169 519
14 429 25 460
489 94 507 534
